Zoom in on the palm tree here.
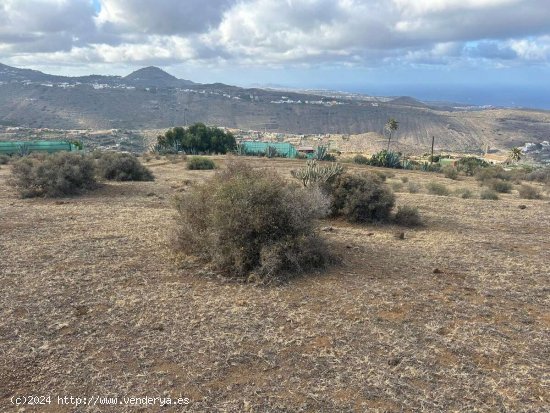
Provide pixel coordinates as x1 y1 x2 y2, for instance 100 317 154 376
385 118 399 151
509 147 522 163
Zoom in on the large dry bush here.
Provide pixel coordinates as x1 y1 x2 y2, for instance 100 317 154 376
96 152 154 181
322 172 395 223
9 152 96 198
173 162 333 282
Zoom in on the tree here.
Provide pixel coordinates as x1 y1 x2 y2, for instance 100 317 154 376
384 118 399 151
509 147 522 163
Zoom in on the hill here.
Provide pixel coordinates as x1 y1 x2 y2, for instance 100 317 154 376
0 63 549 152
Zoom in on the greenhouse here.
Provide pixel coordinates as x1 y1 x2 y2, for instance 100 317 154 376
0 141 80 155
240 141 298 158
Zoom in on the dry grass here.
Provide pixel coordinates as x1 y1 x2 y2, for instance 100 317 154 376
1 156 549 412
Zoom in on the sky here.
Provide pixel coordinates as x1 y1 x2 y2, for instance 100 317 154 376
0 0 549 108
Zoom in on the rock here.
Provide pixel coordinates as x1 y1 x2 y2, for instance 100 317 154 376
518 204 527 209
433 268 443 274
321 226 334 232
367 232 375 236
396 232 405 239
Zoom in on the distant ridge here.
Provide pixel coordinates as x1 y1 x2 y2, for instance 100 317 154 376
389 96 428 108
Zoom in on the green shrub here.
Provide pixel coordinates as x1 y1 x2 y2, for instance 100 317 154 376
394 205 423 227
427 181 450 196
9 152 96 198
369 150 401 169
457 157 489 176
322 172 395 223
172 161 333 282
353 154 369 165
518 184 542 199
400 176 409 183
187 156 216 170
480 189 499 200
408 181 421 193
442 166 459 180
96 152 154 181
488 179 512 193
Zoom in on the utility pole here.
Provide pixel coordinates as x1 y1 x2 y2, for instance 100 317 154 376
431 136 435 164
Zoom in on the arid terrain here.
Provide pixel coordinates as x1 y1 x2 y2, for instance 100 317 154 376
1 157 549 412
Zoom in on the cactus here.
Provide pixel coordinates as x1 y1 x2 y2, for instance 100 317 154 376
291 160 344 187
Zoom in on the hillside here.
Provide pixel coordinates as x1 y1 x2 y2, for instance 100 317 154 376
0 63 549 152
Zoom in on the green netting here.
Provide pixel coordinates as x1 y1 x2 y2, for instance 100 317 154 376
241 141 297 158
0 141 76 155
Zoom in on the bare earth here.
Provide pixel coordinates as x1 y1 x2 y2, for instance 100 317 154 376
0 157 549 412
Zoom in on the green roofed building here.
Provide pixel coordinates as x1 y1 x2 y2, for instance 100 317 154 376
0 141 80 155
240 141 298 158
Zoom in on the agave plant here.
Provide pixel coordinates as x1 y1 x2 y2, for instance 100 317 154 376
314 145 328 161
17 143 31 156
291 159 344 187
265 145 278 158
369 150 401 168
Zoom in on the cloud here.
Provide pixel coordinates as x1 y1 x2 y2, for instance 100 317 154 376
0 0 549 70
96 0 235 35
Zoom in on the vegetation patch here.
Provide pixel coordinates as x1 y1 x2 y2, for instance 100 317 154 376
9 152 96 198
487 179 512 193
442 166 459 180
394 205 423 227
518 184 542 199
96 152 154 181
322 172 395 223
173 161 334 282
186 156 216 170
480 188 499 200
426 181 450 196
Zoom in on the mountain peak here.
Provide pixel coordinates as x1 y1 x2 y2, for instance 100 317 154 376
124 66 177 81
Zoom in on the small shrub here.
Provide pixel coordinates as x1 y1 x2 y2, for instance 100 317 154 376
400 176 409 183
442 166 459 180
322 172 395 223
427 181 450 196
488 179 512 193
353 154 369 165
0 155 10 165
173 161 333 282
187 156 216 170
518 184 542 199
455 188 474 199
394 205 422 227
480 189 499 200
525 167 550 183
9 152 96 198
96 152 154 181
407 181 421 193
391 181 403 192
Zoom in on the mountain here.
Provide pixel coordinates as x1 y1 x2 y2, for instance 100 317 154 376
123 66 194 88
0 62 549 152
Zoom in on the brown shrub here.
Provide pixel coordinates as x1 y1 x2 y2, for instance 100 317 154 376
173 161 334 283
322 172 395 223
9 152 96 198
